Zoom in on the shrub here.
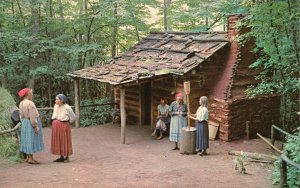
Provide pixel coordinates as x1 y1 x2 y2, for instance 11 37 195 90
80 98 113 127
0 87 22 162
272 127 300 188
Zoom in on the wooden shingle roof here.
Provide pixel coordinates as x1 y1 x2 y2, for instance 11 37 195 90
67 31 230 86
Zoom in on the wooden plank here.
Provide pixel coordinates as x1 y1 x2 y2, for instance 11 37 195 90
139 84 142 126
125 105 139 112
74 78 80 128
120 88 126 144
280 159 287 188
256 133 282 153
125 100 139 107
150 81 154 129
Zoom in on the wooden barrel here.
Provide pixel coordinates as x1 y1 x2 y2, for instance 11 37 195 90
180 127 196 154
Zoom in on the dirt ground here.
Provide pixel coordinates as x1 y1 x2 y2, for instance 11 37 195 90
0 124 280 188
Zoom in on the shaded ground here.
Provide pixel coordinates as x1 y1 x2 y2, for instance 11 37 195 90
0 124 279 188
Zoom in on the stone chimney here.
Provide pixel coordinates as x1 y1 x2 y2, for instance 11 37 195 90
211 14 247 100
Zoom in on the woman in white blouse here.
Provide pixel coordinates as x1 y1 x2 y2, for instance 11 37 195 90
51 94 76 162
188 96 209 156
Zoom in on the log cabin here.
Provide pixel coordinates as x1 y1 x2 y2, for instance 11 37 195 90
67 14 280 143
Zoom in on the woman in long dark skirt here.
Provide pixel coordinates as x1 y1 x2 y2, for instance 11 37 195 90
188 96 209 156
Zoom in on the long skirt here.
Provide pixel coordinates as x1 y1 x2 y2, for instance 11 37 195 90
156 117 170 132
51 120 73 156
169 116 187 142
20 117 44 154
196 121 209 150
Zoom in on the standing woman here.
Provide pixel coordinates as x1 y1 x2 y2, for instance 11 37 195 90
51 94 76 162
18 88 44 164
169 93 187 150
188 96 209 156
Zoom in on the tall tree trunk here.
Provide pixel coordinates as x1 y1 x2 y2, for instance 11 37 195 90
16 0 26 26
287 0 300 112
29 0 39 92
205 17 208 30
57 0 64 20
49 0 54 17
163 0 172 32
111 1 118 58
11 0 15 17
163 0 168 32
48 78 52 107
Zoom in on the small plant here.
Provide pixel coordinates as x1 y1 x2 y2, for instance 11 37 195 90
234 151 247 174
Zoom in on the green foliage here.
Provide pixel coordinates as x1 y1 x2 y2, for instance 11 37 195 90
242 0 300 129
0 87 22 162
272 160 280 185
272 128 300 187
0 0 159 107
284 128 300 187
155 0 248 31
80 98 113 127
0 136 22 162
0 87 16 130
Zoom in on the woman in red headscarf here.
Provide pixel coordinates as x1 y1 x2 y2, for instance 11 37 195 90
169 93 187 150
18 88 44 164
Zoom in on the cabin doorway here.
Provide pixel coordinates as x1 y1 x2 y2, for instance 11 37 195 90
141 82 151 125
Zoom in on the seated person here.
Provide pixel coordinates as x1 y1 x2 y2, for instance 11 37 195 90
151 98 170 140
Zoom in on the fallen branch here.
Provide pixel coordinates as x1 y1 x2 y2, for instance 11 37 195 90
0 122 21 135
229 150 278 162
256 133 283 153
246 159 274 164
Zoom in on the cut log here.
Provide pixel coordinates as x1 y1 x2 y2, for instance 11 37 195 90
246 159 274 164
180 127 196 154
228 151 278 162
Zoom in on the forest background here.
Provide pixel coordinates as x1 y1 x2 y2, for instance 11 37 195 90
0 0 299 129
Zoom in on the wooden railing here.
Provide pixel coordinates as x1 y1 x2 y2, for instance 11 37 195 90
37 102 117 111
269 125 300 188
0 102 117 136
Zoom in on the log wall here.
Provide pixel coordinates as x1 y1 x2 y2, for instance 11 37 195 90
115 85 140 124
227 95 281 141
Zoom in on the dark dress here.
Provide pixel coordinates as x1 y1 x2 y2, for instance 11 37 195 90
195 106 209 151
196 121 209 151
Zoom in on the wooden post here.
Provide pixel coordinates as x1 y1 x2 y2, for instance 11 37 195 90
138 83 142 127
74 78 80 128
280 159 287 188
184 81 191 129
246 121 250 140
271 125 275 148
150 81 154 129
120 87 126 144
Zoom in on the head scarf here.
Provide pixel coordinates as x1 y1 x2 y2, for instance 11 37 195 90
18 88 31 98
175 93 183 99
56 94 67 104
